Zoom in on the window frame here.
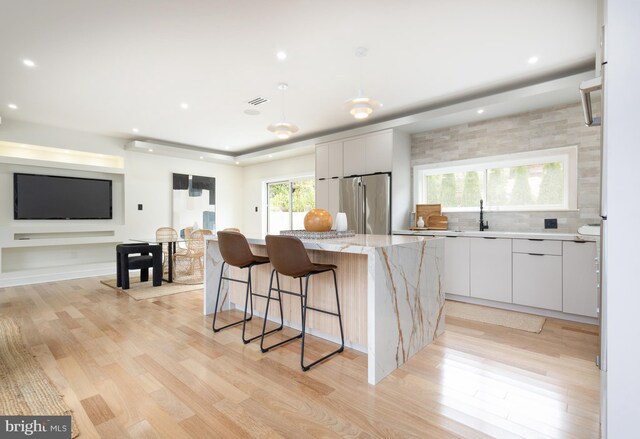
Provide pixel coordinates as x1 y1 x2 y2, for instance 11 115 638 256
413 146 578 213
264 174 315 234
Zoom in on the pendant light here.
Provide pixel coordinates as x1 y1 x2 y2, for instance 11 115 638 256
267 82 299 139
345 47 382 120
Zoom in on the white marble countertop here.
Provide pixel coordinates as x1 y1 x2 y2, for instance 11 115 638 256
206 233 442 253
393 229 598 242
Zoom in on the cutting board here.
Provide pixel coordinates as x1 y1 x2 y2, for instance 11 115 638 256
427 215 449 230
415 204 441 226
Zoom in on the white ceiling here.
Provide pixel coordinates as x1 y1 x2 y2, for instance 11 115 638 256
0 0 597 156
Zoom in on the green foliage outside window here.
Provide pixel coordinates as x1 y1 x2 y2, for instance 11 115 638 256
461 172 481 206
537 162 564 205
268 179 315 212
509 166 533 205
425 160 565 209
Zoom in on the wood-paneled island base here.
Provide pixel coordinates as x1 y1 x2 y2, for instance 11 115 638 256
204 234 444 384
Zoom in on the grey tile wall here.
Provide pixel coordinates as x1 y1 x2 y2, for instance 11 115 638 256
411 101 601 233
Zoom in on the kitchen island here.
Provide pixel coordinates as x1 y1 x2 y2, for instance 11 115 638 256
204 234 444 384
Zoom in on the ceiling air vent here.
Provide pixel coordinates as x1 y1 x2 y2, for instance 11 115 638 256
246 97 270 106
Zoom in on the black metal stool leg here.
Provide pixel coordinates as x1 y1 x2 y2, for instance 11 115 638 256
242 266 283 344
300 269 344 371
212 262 253 332
261 270 302 353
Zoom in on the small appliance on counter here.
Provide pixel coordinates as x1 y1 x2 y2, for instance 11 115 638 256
578 224 601 236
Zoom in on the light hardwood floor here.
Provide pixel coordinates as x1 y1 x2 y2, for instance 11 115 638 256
0 277 600 438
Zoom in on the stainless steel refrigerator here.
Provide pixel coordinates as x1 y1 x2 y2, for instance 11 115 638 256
339 173 391 235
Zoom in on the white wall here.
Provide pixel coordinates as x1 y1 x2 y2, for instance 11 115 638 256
124 150 243 238
0 119 244 285
240 154 315 237
603 0 640 435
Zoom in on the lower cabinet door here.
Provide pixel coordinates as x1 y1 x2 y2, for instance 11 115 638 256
470 238 512 302
444 237 470 296
513 253 562 310
563 241 598 317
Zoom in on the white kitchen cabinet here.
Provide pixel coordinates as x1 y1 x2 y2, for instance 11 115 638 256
342 132 393 176
315 179 328 210
315 178 340 222
444 236 470 296
315 129 411 231
470 238 512 302
563 241 598 317
316 141 343 179
365 131 393 174
513 253 563 310
343 137 366 176
327 178 340 221
315 144 329 179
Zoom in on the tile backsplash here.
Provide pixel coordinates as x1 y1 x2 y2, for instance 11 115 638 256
411 101 601 233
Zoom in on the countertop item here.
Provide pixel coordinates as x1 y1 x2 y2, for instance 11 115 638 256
577 224 601 236
393 229 598 242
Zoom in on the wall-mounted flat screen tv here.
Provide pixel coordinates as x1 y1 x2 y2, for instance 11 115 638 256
14 173 113 220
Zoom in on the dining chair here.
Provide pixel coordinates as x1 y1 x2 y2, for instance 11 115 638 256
175 229 213 278
155 227 186 276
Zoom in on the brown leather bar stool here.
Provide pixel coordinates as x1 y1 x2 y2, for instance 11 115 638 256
261 234 344 371
212 231 283 343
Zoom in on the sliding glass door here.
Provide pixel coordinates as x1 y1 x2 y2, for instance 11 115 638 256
267 178 314 234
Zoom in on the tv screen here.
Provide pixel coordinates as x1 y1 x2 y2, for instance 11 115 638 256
14 173 113 220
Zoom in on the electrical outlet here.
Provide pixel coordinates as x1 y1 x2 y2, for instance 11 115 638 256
138 204 143 211
544 218 558 229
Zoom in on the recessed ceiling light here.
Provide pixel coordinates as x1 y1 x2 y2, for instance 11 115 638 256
8 103 18 110
148 148 153 152
180 102 189 110
132 128 139 133
477 109 484 114
235 161 240 165
244 109 260 116
276 51 287 60
224 145 230 150
199 156 204 160
268 154 273 158
22 59 36 67
528 56 539 64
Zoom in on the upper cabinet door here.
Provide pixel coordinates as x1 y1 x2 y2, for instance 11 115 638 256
365 131 393 174
327 141 344 178
315 144 329 179
343 137 366 176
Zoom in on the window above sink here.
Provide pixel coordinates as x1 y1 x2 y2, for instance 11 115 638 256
414 146 578 212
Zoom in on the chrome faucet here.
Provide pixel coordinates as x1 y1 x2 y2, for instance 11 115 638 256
479 199 489 231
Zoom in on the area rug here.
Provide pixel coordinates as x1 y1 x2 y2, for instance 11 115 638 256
446 301 546 333
0 318 79 438
100 279 202 300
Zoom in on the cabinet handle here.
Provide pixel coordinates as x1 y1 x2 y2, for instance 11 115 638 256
528 238 544 241
528 253 545 256
445 236 458 238
318 178 326 181
331 176 340 179
483 237 497 239
573 240 588 244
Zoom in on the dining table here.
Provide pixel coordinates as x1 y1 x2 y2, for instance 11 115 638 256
129 237 186 283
